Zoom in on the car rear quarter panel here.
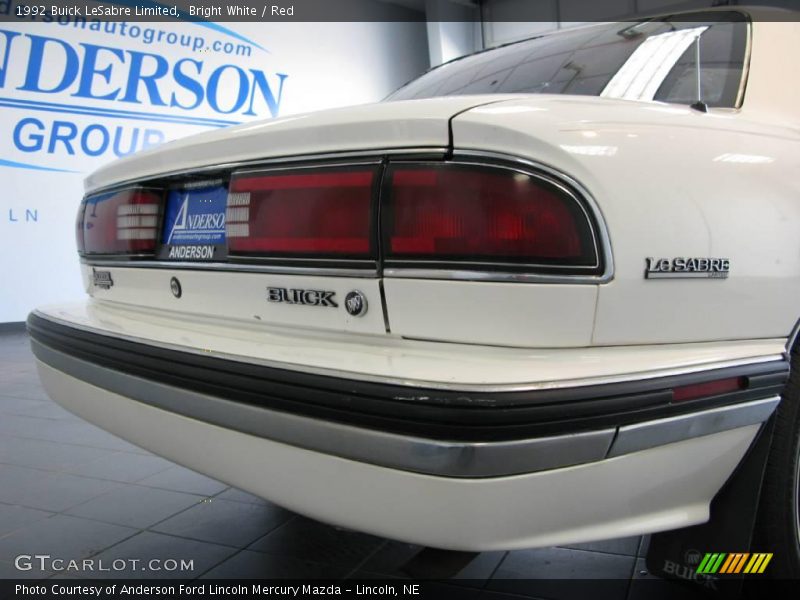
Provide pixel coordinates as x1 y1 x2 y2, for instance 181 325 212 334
452 96 800 345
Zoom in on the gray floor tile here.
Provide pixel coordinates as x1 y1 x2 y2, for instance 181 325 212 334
137 466 228 496
65 452 173 483
152 497 292 548
65 485 202 529
627 557 708 600
638 535 651 557
0 514 135 562
561 536 641 557
632 557 655 579
361 542 505 583
0 436 113 471
0 559 52 579
90 531 237 579
248 517 384 570
488 547 635 600
0 395 50 415
0 503 54 537
201 550 345 579
29 418 150 453
0 383 50 402
0 465 120 512
215 488 271 505
357 541 421 576
0 414 134 451
1 401 77 421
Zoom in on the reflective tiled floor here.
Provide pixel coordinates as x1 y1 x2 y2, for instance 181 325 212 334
0 329 658 597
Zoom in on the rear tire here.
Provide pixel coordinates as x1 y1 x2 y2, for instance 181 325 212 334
755 342 800 577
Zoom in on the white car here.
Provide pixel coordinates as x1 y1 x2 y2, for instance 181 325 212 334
29 8 800 577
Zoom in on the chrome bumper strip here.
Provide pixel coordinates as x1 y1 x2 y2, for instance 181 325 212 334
31 340 614 478
606 396 780 458
32 339 779 479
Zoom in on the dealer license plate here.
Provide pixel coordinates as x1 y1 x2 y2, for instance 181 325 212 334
158 182 228 261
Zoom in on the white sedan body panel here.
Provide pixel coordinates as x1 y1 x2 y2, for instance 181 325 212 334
80 266 389 336
451 95 800 345
85 95 520 193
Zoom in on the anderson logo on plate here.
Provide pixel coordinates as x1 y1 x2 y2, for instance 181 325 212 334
159 182 228 261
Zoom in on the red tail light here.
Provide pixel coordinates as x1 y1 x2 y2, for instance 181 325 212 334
383 164 597 269
79 188 163 255
672 377 746 403
226 167 376 257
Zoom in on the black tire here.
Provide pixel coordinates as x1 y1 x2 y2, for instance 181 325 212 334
755 341 800 578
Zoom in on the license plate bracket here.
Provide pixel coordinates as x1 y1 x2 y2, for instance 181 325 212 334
157 182 228 261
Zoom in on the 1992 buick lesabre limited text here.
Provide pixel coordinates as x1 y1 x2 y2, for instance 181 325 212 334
28 8 800 577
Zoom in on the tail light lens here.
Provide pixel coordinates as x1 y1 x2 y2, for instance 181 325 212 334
79 187 163 255
226 167 376 257
383 164 598 270
672 377 746 403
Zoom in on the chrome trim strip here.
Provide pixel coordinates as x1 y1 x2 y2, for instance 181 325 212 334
85 147 448 195
607 396 780 458
383 268 607 285
82 260 378 279
32 310 787 394
734 16 753 110
31 340 615 478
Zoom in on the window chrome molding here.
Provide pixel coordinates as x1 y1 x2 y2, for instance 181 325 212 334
733 13 753 110
385 150 615 284
85 147 448 196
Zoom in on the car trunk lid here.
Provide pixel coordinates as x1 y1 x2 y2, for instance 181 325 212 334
84 96 519 193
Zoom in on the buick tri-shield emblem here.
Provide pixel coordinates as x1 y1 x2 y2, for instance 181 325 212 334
345 291 368 317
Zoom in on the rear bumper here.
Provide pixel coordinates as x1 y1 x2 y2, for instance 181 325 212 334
28 311 785 478
28 308 788 550
34 360 767 551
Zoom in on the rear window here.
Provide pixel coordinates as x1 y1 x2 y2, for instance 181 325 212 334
388 11 748 108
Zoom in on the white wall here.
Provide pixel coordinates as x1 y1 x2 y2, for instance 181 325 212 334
0 15 428 322
425 0 482 66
